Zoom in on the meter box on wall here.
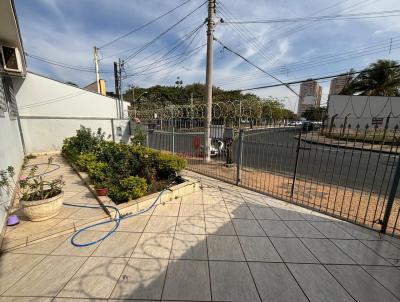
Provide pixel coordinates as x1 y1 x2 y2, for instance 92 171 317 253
113 119 131 143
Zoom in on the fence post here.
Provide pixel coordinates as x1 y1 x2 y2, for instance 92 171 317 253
236 129 244 185
381 155 400 234
290 128 302 200
172 126 175 155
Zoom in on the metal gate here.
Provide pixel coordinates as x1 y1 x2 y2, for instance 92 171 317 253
130 103 400 237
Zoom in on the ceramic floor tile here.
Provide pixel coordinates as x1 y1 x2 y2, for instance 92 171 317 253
249 207 281 220
4 255 86 297
152 203 181 217
327 265 399 302
203 204 230 218
178 204 204 218
239 236 282 262
361 240 400 263
144 216 177 233
93 232 141 257
51 232 103 256
273 207 305 221
9 235 68 255
269 238 318 263
209 261 260 302
57 257 127 298
332 239 391 265
362 265 400 299
232 218 265 236
175 217 206 235
207 235 245 261
162 260 211 301
0 253 46 295
300 238 355 264
285 221 325 238
171 234 208 260
249 262 308 302
205 217 236 235
226 205 255 219
110 258 168 300
310 221 354 239
287 263 354 302
132 233 174 259
258 220 296 237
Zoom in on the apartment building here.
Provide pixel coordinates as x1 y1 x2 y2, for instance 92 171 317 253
297 79 322 116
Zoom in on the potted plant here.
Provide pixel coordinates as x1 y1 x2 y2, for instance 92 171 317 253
20 157 65 221
94 181 108 196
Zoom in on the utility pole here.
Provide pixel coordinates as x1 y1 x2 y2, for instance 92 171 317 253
93 46 100 93
118 58 124 118
190 92 194 128
204 0 215 162
114 61 120 118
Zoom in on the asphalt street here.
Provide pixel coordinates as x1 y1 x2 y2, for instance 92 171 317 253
148 127 399 197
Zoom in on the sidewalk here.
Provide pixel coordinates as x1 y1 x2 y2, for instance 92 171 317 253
300 132 400 154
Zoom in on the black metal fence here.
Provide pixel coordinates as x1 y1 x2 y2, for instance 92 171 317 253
132 106 400 237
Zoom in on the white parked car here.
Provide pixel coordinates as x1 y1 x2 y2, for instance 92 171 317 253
288 120 302 126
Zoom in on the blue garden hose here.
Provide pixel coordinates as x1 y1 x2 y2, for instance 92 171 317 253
24 160 177 247
64 181 173 247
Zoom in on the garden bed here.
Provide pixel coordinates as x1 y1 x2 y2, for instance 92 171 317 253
61 126 188 205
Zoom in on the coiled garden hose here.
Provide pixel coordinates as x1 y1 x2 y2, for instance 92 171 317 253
64 178 177 247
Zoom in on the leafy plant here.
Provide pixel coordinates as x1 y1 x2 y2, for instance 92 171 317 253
155 152 186 179
131 124 146 146
87 161 108 184
120 176 147 199
0 157 65 202
76 152 97 172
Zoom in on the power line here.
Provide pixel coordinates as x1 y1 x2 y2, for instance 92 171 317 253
25 52 114 73
214 37 300 97
221 10 400 24
98 0 193 49
239 64 400 92
124 1 207 63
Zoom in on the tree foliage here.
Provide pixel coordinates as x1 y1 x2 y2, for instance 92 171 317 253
301 107 327 121
340 59 400 96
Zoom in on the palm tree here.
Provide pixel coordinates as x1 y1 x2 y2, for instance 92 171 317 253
340 59 400 96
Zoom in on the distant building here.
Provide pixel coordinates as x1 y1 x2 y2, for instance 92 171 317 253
84 79 106 95
297 79 322 116
329 75 352 95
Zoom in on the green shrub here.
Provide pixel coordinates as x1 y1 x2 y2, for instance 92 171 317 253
87 161 108 184
108 185 130 204
155 153 186 179
76 152 97 172
107 176 147 204
61 126 105 162
120 176 147 199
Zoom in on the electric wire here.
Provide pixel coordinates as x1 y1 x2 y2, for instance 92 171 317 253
98 0 194 49
123 1 207 63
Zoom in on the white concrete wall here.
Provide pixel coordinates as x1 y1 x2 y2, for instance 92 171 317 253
15 72 120 118
19 118 115 153
12 72 131 153
0 111 24 233
328 95 400 129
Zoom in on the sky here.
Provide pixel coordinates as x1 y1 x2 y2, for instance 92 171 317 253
14 0 400 111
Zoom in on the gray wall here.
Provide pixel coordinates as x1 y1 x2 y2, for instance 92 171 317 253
14 72 131 153
328 95 400 129
0 94 24 233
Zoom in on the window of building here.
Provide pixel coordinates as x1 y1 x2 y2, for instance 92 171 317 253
0 76 6 117
2 76 18 119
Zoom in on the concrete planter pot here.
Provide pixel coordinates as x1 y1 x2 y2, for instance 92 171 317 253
20 192 64 222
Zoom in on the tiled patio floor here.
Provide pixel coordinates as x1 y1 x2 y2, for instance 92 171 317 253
1 166 400 301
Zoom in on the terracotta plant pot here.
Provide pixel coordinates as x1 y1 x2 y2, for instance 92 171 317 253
20 192 64 222
95 188 108 196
